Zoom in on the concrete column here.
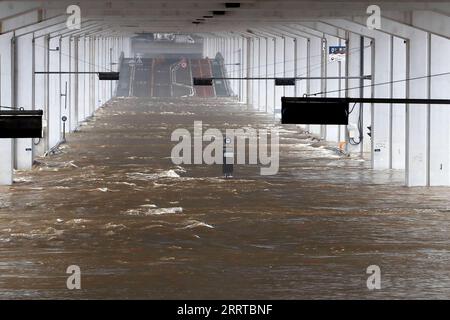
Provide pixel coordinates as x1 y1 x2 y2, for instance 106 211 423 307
91 37 97 112
48 36 61 149
251 37 260 110
226 38 232 96
347 17 432 186
228 37 234 96
370 34 392 170
405 31 429 186
274 36 284 115
295 37 308 97
308 36 323 136
362 38 373 155
14 33 34 169
109 38 114 100
429 34 450 186
77 37 85 122
102 37 107 105
240 37 245 102
338 38 347 143
0 32 14 185
203 37 209 57
215 38 219 60
33 34 46 156
391 37 407 169
259 37 268 112
324 35 341 143
294 36 309 130
83 37 90 118
240 37 248 104
284 36 295 99
346 33 365 155
232 37 239 97
246 37 253 106
98 36 103 107
69 36 78 131
60 36 70 136
99 37 103 106
266 37 275 114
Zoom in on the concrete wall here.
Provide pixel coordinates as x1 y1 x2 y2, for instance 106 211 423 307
202 12 450 187
0 12 131 185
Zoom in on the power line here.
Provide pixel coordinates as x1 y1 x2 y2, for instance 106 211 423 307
307 71 450 97
223 44 372 76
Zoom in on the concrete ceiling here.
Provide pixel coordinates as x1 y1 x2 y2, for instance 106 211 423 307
3 1 450 34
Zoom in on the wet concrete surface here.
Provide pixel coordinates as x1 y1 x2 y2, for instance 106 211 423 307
0 97 450 299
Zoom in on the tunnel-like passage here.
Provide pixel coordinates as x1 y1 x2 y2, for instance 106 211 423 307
1 97 450 299
0 0 450 300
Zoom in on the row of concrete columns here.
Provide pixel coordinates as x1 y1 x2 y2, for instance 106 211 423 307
0 15 131 185
202 14 450 187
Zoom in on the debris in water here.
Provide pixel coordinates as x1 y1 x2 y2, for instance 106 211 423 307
181 221 214 230
126 170 181 181
123 207 183 216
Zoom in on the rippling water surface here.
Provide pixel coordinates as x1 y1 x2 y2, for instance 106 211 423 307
0 97 449 299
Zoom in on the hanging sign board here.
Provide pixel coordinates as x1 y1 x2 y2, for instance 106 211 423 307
329 46 347 62
98 72 120 80
193 78 214 86
281 97 349 125
275 78 296 86
0 110 43 138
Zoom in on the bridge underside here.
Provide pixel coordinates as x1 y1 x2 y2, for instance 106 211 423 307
0 0 450 300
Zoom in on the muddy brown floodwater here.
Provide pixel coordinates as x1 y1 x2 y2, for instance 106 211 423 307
0 97 450 299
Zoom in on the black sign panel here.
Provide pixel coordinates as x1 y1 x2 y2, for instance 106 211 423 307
193 78 214 86
98 72 120 80
275 78 296 86
0 110 43 138
281 97 349 125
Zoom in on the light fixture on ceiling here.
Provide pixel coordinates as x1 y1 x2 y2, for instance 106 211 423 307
225 3 241 8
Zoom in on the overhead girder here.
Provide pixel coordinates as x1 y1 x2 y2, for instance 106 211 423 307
297 22 347 39
2 0 450 36
0 1 40 21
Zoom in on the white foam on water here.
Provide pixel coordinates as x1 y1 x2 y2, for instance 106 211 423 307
10 227 64 240
127 169 181 181
140 204 158 208
174 166 187 173
181 220 214 230
13 176 33 183
0 201 9 209
111 182 137 187
65 219 91 225
157 111 196 116
103 223 127 230
123 207 183 216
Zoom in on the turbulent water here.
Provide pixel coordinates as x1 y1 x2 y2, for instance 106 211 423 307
0 97 450 299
